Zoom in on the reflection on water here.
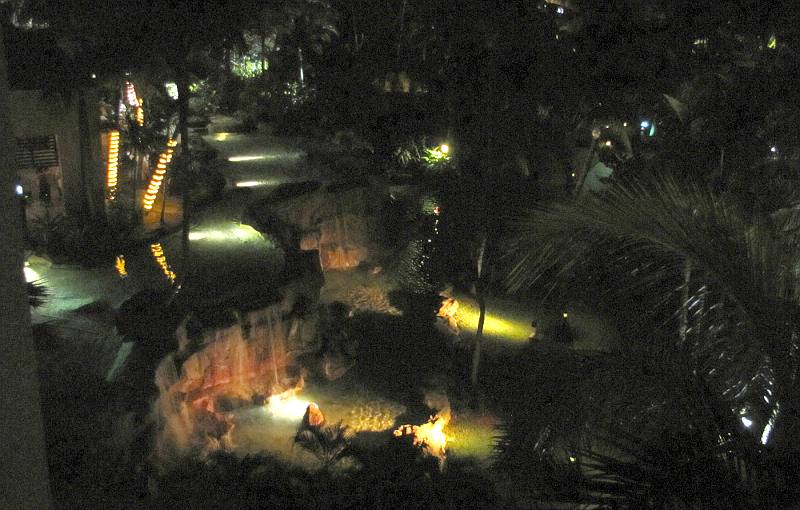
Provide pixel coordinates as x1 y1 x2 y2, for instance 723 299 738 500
114 221 286 313
150 243 177 283
115 255 128 279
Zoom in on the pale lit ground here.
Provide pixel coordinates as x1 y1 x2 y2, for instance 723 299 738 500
454 293 621 352
231 381 498 468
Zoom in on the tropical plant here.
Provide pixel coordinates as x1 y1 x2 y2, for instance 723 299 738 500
293 421 353 471
501 175 800 507
26 279 48 308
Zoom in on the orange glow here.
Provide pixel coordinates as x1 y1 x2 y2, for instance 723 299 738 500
394 408 450 464
142 139 177 211
106 130 120 198
125 81 139 107
437 297 460 333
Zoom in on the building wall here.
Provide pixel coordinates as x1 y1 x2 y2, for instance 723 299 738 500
0 25 54 509
8 89 104 219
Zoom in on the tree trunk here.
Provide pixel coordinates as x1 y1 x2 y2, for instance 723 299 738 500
470 235 488 388
159 169 168 226
298 47 304 84
176 74 191 253
470 290 486 387
78 88 105 223
679 259 692 344
396 0 407 62
0 23 53 509
575 140 597 197
132 153 139 207
261 29 268 73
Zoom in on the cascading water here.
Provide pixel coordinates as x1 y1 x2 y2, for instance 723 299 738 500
153 304 306 458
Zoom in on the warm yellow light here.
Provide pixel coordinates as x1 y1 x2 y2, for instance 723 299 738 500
150 243 176 282
604 140 613 147
455 302 531 341
440 143 450 155
106 130 120 199
214 132 233 141
394 412 450 465
562 312 569 318
115 255 128 278
142 139 176 210
266 394 311 420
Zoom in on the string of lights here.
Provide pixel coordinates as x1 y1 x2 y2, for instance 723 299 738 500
150 243 176 282
106 130 120 200
142 139 178 211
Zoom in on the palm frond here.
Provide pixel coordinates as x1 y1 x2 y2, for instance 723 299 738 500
507 175 799 388
27 279 49 308
293 421 352 469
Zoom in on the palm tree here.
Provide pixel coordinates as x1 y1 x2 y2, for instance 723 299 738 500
122 113 165 209
279 0 338 84
293 421 352 471
502 175 800 507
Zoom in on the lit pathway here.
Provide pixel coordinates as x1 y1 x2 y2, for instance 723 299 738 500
452 293 621 352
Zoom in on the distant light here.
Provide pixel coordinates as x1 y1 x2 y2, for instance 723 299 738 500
214 132 233 141
189 225 263 242
562 312 568 318
106 130 121 199
23 266 39 283
570 172 576 177
640 120 651 129
228 155 266 162
604 140 613 147
770 146 778 153
91 73 97 79
741 416 753 428
761 422 773 444
556 6 565 14
623 122 628 127
15 184 24 196
165 82 179 100
604 125 609 129
125 82 139 107
762 403 780 445
115 255 128 279
439 143 450 155
568 455 576 462
266 395 310 420
235 181 263 187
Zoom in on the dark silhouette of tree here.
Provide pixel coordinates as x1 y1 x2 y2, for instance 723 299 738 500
504 175 800 507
